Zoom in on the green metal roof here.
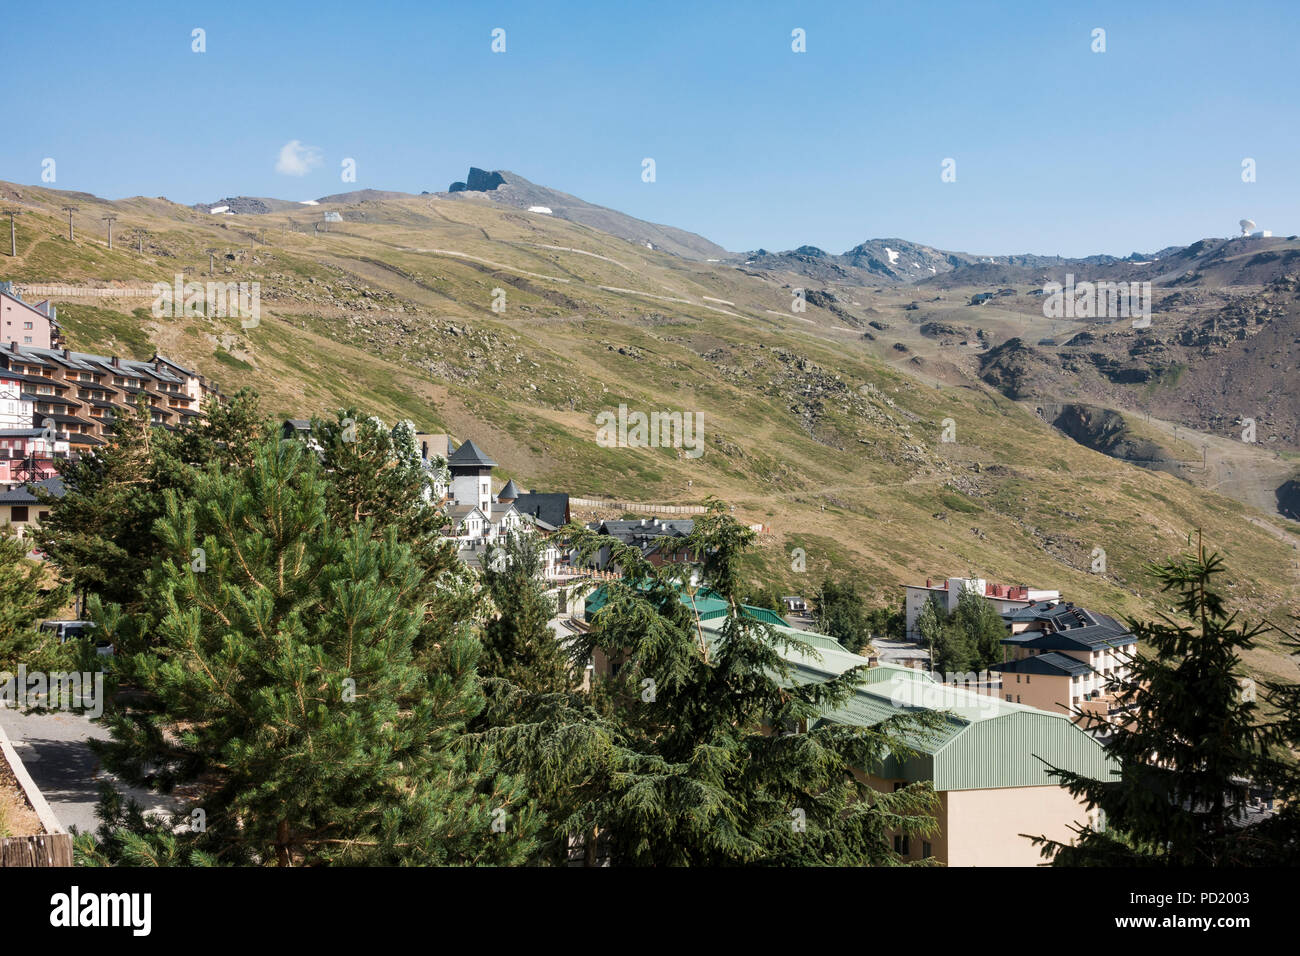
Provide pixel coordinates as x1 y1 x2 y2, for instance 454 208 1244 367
588 585 1119 792
585 585 793 631
702 615 1119 791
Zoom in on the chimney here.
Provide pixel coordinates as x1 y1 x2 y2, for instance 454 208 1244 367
111 356 120 368
63 348 70 359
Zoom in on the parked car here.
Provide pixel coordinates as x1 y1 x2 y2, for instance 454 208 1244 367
39 620 113 657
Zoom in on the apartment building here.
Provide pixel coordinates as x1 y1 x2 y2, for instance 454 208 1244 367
0 366 71 483
903 576 1061 641
0 343 216 455
0 285 60 350
992 601 1138 727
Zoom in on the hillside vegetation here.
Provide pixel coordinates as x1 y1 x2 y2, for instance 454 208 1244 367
2 179 1297 685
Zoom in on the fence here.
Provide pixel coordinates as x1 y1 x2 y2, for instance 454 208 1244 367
570 497 707 515
0 833 74 866
15 284 157 298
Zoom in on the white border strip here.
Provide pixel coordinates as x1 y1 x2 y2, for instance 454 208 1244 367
0 718 66 835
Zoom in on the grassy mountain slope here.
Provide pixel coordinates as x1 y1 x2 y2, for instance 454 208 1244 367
2 179 1297 685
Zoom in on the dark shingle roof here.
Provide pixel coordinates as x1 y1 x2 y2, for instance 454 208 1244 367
498 478 520 500
0 475 65 503
513 492 569 529
1005 622 1136 652
446 439 496 469
993 652 1093 677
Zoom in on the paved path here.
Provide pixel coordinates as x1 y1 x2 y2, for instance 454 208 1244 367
0 707 174 836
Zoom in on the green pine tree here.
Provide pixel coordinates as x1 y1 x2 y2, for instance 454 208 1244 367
77 437 537 866
950 586 1008 669
815 576 871 653
479 531 568 694
308 408 477 667
0 531 70 671
35 397 163 610
547 500 941 865
917 594 974 673
1032 542 1283 866
1258 617 1300 860
37 389 271 618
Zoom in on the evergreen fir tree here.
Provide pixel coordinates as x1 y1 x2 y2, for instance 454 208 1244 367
308 408 477 667
1258 618 1300 860
916 587 1004 673
479 531 569 694
1032 541 1281 866
35 397 163 610
77 437 537 866
815 576 871 653
543 500 941 865
0 531 70 671
161 386 272 479
37 389 271 619
917 594 974 673
950 586 1008 669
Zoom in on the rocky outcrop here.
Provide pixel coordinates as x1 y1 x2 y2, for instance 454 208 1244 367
448 167 507 192
978 338 1052 400
440 167 730 260
194 196 273 215
1277 479 1300 521
1049 404 1167 464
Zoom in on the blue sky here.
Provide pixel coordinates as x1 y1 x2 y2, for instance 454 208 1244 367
3 0 1297 256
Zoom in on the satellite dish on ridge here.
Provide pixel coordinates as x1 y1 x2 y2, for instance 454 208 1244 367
1240 218 1256 236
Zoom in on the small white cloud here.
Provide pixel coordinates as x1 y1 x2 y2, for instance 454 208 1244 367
275 140 323 176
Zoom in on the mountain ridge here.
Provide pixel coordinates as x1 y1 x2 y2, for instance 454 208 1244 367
1 174 1297 689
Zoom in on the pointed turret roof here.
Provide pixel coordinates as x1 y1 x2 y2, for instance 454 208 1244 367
446 438 497 469
498 478 520 501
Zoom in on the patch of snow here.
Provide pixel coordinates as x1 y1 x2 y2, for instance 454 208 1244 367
527 205 553 214
299 200 320 206
884 247 899 265
208 205 229 214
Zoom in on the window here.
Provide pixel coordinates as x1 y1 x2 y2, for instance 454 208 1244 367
1016 674 1021 683
1016 695 1021 703
922 841 932 858
894 835 910 855
23 321 32 329
1005 694 1012 702
1025 674 1030 683
10 506 28 522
